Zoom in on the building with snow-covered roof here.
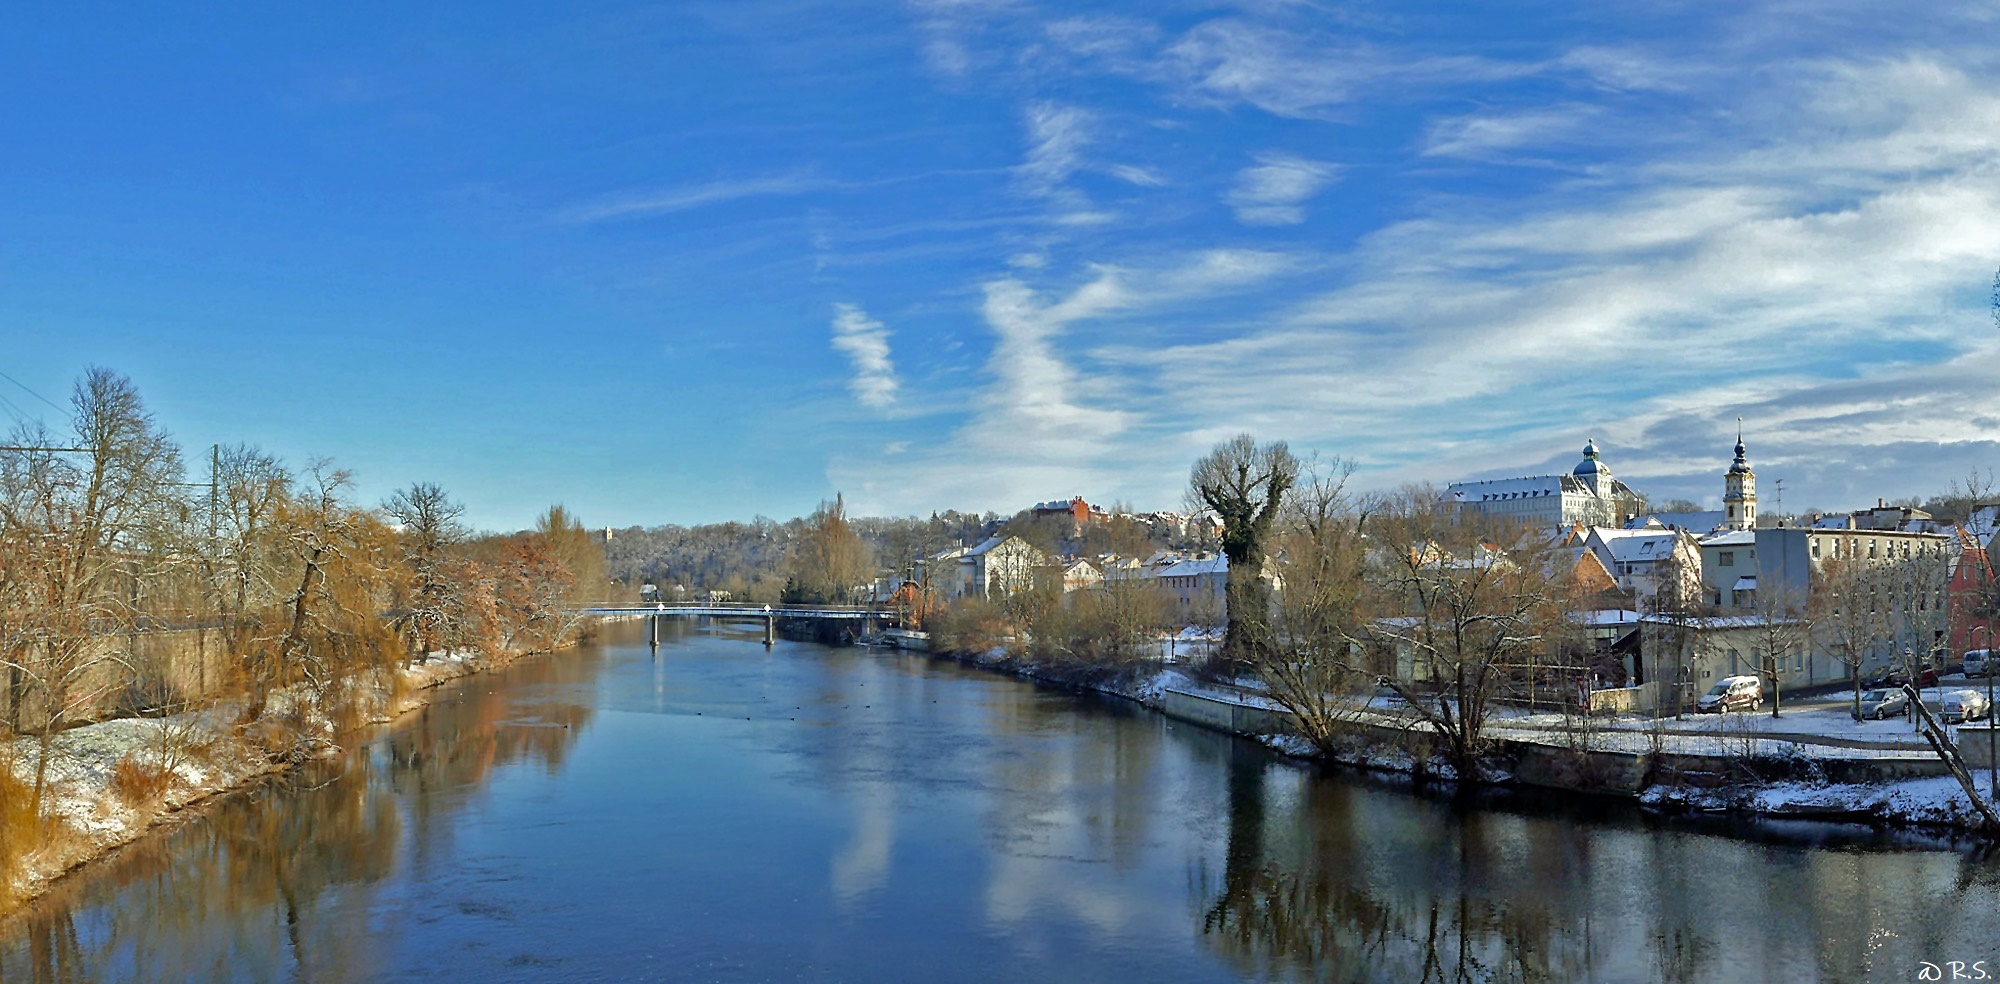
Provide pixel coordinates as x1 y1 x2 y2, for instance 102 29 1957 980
1625 511 1728 534
1152 555 1228 620
1581 527 1700 607
1446 440 1647 531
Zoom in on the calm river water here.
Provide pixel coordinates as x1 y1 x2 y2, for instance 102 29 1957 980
5 621 2000 983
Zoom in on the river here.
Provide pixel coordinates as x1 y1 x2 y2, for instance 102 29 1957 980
4 621 1999 982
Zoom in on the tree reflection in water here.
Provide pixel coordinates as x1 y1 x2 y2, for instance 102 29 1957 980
1198 750 1651 983
0 653 599 984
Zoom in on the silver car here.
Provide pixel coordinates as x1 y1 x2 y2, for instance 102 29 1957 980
1944 689 1990 724
1853 688 1910 720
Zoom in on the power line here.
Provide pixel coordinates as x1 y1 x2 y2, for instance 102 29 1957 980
0 370 62 412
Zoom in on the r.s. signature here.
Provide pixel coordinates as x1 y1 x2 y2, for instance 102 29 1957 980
1919 962 1992 981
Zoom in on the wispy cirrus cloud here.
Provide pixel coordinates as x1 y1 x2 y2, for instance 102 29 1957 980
1421 104 1602 160
830 303 900 410
1225 153 1341 225
560 172 837 223
1112 53 2000 506
1018 102 1094 194
831 250 1299 512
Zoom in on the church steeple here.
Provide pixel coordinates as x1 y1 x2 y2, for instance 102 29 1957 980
1723 419 1756 530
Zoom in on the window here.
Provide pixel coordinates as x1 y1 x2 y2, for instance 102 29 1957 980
1812 539 1821 559
1719 551 1735 567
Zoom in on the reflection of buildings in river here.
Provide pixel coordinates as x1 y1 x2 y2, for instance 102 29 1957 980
975 687 1194 941
831 785 896 907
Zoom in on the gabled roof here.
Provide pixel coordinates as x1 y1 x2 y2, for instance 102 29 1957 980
1700 529 1757 547
1628 510 1726 533
1154 556 1227 578
1582 526 1690 565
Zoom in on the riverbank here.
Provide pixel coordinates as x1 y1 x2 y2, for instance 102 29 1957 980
0 640 576 918
922 643 1999 836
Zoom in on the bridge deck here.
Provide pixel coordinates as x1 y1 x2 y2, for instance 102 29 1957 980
585 605 886 620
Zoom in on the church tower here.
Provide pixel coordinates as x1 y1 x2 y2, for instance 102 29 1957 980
1723 424 1756 530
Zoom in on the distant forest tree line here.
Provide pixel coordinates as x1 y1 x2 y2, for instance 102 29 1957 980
601 500 1210 605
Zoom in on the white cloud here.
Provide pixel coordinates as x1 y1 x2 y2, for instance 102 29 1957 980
1018 102 1095 194
1104 163 1167 187
830 303 899 410
831 251 1300 513
560 173 834 223
1225 153 1341 225
1420 105 1601 160
1112 53 2000 509
1160 19 1536 119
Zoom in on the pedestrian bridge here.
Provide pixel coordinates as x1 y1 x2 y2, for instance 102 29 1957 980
583 603 887 620
583 602 891 646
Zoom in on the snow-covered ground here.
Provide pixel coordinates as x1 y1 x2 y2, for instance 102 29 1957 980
1110 666 2000 832
2 647 506 912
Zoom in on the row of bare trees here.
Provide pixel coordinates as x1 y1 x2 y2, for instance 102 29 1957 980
1190 435 1646 780
0 368 605 859
1186 432 1980 780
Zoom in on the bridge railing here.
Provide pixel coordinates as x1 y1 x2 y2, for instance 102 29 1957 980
580 602 895 617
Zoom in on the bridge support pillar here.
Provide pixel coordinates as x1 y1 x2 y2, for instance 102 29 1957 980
764 615 776 647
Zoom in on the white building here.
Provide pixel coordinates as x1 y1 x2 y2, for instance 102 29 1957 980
1446 440 1647 531
931 535 1048 599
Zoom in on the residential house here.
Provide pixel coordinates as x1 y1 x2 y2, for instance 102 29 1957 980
1581 526 1700 607
1061 558 1103 593
955 535 1047 599
925 536 1050 600
1153 555 1227 621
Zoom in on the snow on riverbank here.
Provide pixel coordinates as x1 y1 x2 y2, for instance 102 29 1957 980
1 647 511 914
981 656 2000 835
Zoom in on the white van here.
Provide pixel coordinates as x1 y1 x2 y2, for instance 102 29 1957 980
1697 675 1764 713
1966 650 1994 677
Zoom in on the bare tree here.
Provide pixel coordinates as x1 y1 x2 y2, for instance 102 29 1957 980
1815 557 1895 721
1366 490 1563 780
244 461 401 739
782 494 872 604
1189 434 1299 670
386 482 468 659
1743 576 1811 719
205 444 293 651
0 368 182 827
1258 457 1374 754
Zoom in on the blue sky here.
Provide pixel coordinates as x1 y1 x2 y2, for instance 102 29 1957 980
6 1 2000 531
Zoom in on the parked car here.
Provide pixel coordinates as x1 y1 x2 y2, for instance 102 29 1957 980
1867 663 1939 689
1697 675 1763 713
1944 689 1991 724
1854 688 1911 721
1966 650 1995 678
